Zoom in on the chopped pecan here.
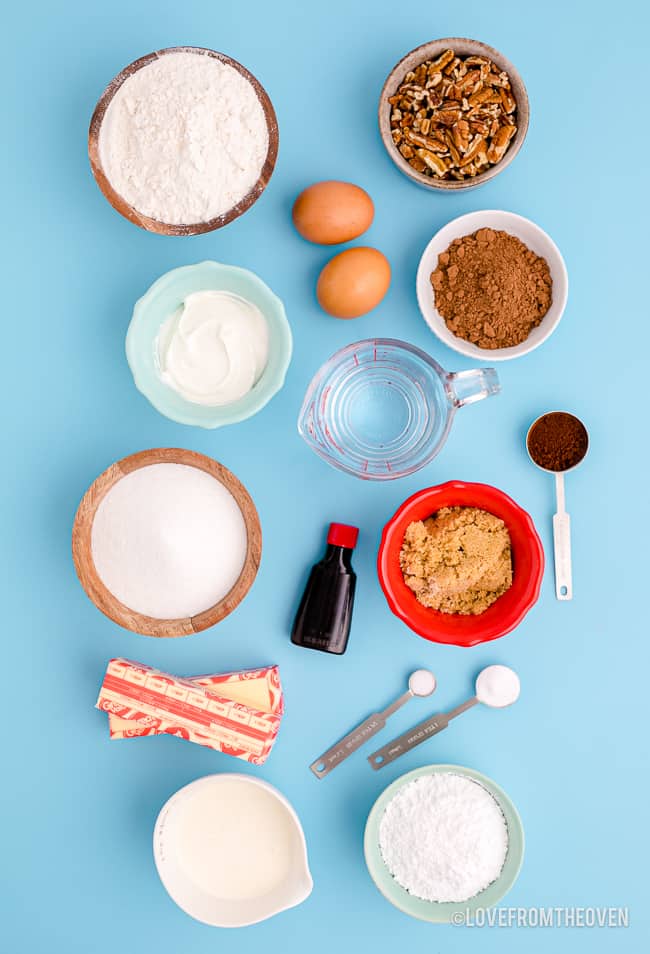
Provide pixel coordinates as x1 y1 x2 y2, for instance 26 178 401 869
458 70 483 94
486 70 511 89
486 124 516 163
469 119 490 137
405 128 448 152
451 119 471 153
499 88 516 113
435 103 464 125
443 56 461 75
468 87 497 107
388 48 518 179
431 49 455 71
416 148 449 174
460 136 487 166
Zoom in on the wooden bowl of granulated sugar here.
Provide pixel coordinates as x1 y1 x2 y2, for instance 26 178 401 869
72 448 262 637
88 47 279 236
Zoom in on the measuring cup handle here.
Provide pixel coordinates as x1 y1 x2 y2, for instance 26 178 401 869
445 368 500 408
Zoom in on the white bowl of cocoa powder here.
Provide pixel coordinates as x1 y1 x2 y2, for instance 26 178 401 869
416 210 568 360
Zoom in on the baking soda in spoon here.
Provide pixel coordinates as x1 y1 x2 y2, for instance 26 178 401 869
91 463 248 619
475 664 520 707
369 665 520 769
310 670 437 778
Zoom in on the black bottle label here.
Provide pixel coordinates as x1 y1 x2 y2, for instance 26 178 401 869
291 550 356 655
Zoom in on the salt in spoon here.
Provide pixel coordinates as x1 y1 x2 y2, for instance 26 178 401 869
310 669 437 779
368 665 520 770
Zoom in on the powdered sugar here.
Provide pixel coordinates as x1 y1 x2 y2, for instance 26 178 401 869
378 773 508 902
99 51 269 225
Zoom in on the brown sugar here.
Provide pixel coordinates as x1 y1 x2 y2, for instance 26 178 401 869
400 506 513 615
430 228 552 349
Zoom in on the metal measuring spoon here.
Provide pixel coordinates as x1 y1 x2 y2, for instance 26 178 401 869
310 669 437 779
526 411 589 601
368 665 520 770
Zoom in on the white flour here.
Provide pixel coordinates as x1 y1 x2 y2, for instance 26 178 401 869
91 463 247 619
379 773 508 902
99 51 269 225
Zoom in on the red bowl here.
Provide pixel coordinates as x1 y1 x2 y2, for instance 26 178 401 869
377 481 544 647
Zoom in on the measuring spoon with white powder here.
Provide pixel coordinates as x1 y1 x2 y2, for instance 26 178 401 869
310 670 437 779
368 665 520 770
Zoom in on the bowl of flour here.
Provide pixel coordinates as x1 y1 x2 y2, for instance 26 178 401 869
89 47 278 235
364 764 524 922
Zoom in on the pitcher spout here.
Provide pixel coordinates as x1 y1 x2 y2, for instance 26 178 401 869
282 865 314 912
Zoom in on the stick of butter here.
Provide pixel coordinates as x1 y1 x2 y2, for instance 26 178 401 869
107 665 284 737
96 659 283 765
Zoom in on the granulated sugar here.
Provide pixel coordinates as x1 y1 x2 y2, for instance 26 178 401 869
99 51 269 224
91 463 248 619
378 773 508 903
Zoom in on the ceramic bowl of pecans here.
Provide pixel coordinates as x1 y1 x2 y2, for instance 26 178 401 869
379 38 529 190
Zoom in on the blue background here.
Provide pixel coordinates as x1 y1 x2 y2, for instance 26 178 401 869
2 1 648 951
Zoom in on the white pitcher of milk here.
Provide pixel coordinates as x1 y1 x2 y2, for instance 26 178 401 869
153 774 313 927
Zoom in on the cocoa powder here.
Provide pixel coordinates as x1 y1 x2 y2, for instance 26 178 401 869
527 411 588 472
431 228 553 349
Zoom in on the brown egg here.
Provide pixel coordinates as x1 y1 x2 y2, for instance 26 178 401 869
316 247 391 319
292 181 374 245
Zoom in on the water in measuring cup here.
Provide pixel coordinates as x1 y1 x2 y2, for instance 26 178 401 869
299 340 450 479
346 381 412 448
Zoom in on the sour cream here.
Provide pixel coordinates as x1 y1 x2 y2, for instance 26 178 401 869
157 290 269 406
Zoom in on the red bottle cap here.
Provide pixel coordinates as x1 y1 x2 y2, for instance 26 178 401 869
327 523 359 549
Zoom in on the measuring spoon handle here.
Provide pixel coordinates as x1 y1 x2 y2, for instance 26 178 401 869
368 698 477 770
553 511 572 600
553 471 572 600
310 692 412 779
310 712 388 778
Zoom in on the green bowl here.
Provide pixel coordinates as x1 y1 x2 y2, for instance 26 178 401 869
126 261 292 428
364 764 524 923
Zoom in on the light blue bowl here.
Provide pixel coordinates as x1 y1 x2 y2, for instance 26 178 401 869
126 261 292 428
364 764 525 923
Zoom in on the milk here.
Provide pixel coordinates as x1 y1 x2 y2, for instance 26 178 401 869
177 778 293 899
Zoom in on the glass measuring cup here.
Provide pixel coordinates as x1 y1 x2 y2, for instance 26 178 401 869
298 338 500 480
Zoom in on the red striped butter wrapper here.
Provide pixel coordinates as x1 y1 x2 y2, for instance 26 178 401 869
97 659 282 765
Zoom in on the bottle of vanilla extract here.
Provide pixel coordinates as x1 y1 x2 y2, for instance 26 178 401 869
291 523 358 655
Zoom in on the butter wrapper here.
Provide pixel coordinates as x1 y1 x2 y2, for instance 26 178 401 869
97 658 282 765
107 665 284 738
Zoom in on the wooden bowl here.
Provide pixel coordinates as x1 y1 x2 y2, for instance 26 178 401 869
88 47 279 235
72 448 262 637
378 38 529 191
